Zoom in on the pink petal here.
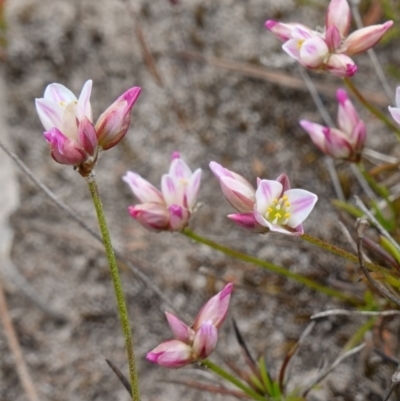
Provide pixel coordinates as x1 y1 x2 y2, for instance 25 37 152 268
275 173 291 192
95 86 141 150
165 312 193 343
228 212 269 233
192 283 233 330
325 54 357 77
325 0 351 37
168 204 190 231
265 20 297 41
299 120 327 153
122 172 164 204
325 25 341 52
350 120 366 153
128 203 169 231
209 161 253 186
43 128 86 165
343 21 393 55
336 89 359 134
192 322 218 360
324 127 352 159
77 116 97 156
162 174 184 206
146 340 193 368
219 176 256 213
169 157 192 180
285 189 318 228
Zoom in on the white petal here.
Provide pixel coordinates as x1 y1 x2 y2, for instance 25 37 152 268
44 83 77 103
255 180 282 215
162 174 183 206
122 171 164 203
35 98 65 132
186 168 202 211
169 158 192 180
285 189 318 228
77 80 93 122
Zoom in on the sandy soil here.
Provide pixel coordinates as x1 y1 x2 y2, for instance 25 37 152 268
1 0 399 400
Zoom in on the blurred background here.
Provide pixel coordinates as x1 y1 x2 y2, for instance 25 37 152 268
0 0 399 400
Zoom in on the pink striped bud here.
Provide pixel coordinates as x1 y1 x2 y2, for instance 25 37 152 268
124 153 201 231
147 283 233 369
95 86 141 150
209 161 255 213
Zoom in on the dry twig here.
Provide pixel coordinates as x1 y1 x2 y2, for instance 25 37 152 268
0 280 40 401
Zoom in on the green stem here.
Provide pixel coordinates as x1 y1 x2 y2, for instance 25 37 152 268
182 229 361 305
343 77 400 139
87 177 139 401
200 359 266 401
301 233 388 274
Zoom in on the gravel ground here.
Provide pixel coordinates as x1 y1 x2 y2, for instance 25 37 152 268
1 0 400 400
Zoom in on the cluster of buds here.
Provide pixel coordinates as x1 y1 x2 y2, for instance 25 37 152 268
266 0 392 77
123 152 202 231
147 283 233 368
35 80 141 174
210 162 317 236
300 89 366 162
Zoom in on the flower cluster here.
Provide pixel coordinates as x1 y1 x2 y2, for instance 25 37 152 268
300 89 366 162
123 152 202 231
147 283 233 368
266 0 392 77
35 80 141 169
210 162 317 236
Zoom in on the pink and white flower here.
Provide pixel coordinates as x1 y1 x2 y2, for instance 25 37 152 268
35 80 96 165
36 81 141 166
253 177 318 236
300 89 366 162
123 152 202 231
210 162 317 236
95 86 141 150
147 283 233 368
265 0 392 77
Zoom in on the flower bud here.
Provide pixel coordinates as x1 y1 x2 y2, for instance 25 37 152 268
96 86 141 150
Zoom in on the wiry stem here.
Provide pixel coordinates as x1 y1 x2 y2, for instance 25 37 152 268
301 233 388 275
182 228 361 305
87 175 139 401
200 359 266 401
343 78 400 139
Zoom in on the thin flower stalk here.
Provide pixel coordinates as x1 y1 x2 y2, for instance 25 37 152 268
343 77 400 139
200 359 267 401
87 175 139 401
182 228 361 305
